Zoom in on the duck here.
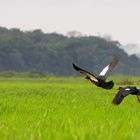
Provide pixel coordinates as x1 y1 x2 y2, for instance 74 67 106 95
112 86 140 105
72 58 119 89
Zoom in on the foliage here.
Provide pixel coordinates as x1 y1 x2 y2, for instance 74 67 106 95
0 70 17 77
119 79 134 85
28 70 46 78
0 26 140 75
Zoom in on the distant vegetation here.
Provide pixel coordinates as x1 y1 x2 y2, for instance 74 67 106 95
0 26 140 76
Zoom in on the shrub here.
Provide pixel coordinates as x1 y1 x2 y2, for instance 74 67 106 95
28 70 46 78
119 78 134 85
0 71 17 78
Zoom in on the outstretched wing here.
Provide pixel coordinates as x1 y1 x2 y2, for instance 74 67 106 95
99 58 119 78
112 87 130 105
112 92 127 105
72 63 98 82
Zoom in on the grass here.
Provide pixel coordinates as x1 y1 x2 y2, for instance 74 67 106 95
0 77 139 139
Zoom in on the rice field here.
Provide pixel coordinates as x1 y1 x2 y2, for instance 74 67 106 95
0 77 140 140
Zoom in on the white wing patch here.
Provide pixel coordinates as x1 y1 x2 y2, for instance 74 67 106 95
99 65 109 76
125 88 130 91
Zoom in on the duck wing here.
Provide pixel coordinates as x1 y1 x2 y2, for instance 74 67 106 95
99 58 119 79
112 92 129 105
112 86 136 105
112 87 131 105
72 63 98 83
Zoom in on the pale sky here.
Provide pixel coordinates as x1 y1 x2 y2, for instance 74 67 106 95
0 0 140 46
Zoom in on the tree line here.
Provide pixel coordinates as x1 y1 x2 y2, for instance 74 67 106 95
0 26 140 76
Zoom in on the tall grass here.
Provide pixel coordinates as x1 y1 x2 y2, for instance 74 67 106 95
0 77 139 140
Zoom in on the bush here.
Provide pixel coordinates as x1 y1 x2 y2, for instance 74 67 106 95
28 70 46 78
0 71 17 78
119 78 134 85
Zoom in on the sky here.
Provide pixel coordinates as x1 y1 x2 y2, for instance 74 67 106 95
0 0 140 47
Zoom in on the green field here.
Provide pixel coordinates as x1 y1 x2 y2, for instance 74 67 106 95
0 77 140 140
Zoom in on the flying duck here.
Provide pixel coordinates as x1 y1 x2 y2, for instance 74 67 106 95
112 86 140 105
73 58 119 89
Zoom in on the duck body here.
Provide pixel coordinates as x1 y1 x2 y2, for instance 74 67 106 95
86 76 114 89
119 86 140 96
97 80 114 89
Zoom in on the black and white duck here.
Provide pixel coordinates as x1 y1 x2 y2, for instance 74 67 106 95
73 58 119 89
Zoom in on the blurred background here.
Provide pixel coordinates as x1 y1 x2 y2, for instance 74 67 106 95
0 0 140 77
